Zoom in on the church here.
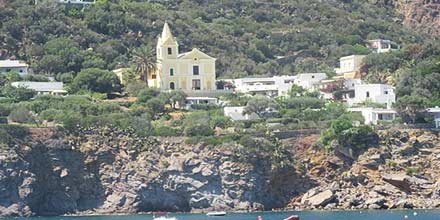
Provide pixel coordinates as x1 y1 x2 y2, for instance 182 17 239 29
148 22 216 92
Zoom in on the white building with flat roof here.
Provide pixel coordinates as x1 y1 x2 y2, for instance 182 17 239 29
348 84 395 107
367 39 400 53
230 75 297 97
11 81 67 96
349 107 397 125
294 73 327 90
0 60 29 76
427 107 440 128
185 97 218 110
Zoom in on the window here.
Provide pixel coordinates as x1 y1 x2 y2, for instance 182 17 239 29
170 68 174 76
192 79 201 90
384 91 388 95
193 66 199 75
152 74 157 79
366 91 370 98
19 69 23 73
6 68 11 72
168 48 172 55
170 82 175 90
312 75 315 79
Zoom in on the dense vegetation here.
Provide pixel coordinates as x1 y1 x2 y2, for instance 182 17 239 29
0 0 430 77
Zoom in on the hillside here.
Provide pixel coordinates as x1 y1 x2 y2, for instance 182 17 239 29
0 0 437 79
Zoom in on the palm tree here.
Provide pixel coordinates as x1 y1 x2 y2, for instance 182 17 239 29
132 45 157 87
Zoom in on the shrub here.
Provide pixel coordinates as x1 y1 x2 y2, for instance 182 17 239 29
59 112 82 131
130 113 153 137
137 88 160 102
154 126 182 136
2 85 36 102
0 124 29 140
8 106 32 123
285 97 324 109
184 124 214 136
320 114 377 152
126 81 146 97
405 167 422 176
190 103 219 110
145 97 166 115
39 109 63 122
210 115 231 128
0 129 12 145
0 104 12 117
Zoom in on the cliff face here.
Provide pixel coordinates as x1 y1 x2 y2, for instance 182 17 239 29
0 128 306 217
288 128 440 210
2 127 440 217
395 0 440 37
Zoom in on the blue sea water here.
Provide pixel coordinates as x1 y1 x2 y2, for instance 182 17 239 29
1 210 439 220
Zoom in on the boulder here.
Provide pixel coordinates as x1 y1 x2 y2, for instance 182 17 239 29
358 152 389 170
305 190 335 207
381 173 411 192
365 197 386 209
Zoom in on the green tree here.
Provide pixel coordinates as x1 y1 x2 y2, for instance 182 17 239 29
132 45 157 86
289 84 305 97
70 68 121 94
137 88 160 102
244 95 278 118
2 85 36 102
320 114 377 153
394 95 429 123
145 97 166 117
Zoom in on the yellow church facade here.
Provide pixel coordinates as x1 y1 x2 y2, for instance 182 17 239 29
148 22 216 91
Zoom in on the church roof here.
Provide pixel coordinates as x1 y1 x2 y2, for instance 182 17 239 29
178 48 216 60
158 22 178 46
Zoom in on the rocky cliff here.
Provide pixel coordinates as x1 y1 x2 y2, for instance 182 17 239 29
2 127 440 217
395 0 440 37
288 128 440 210
0 127 305 217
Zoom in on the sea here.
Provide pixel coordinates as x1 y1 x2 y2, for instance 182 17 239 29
1 210 439 220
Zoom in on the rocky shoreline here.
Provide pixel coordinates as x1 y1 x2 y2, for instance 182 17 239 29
1 127 440 217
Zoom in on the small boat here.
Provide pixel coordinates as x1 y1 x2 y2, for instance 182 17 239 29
283 215 300 220
153 211 177 220
206 211 227 216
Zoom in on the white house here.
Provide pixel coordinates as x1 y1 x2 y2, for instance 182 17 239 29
185 97 218 110
348 84 395 107
344 78 363 90
367 39 400 53
229 75 297 97
0 60 29 76
427 107 440 128
11 82 67 96
349 107 397 125
294 73 327 90
224 106 259 121
335 55 366 79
